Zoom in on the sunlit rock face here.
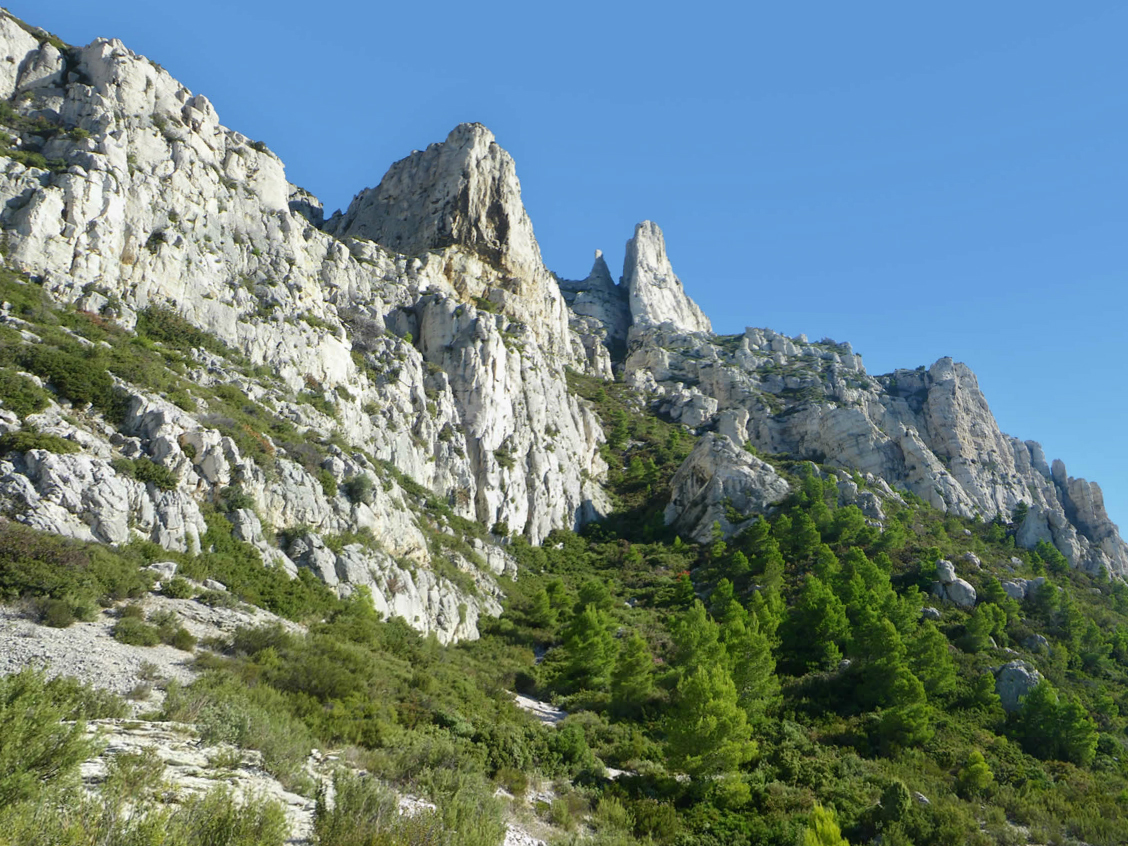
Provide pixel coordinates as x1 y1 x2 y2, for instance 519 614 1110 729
0 15 616 640
623 221 712 335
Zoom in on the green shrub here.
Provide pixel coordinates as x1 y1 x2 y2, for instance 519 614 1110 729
17 343 122 417
493 765 528 797
0 430 79 455
162 673 314 789
0 668 99 806
163 577 194 599
0 522 150 606
136 305 230 357
317 467 338 498
0 781 288 846
314 771 444 846
131 457 179 490
342 473 374 504
0 369 50 418
169 627 197 652
196 589 240 609
113 616 161 646
217 485 255 513
169 787 290 845
36 597 76 628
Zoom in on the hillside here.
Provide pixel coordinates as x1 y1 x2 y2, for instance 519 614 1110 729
1 10 1127 846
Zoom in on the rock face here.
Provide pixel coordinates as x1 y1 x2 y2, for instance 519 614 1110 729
664 433 790 543
0 5 1125 657
623 221 712 335
324 122 573 358
616 317 1128 576
995 660 1043 713
0 15 613 640
558 250 630 352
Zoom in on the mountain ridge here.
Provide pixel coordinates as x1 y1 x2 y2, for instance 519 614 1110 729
0 7 1121 645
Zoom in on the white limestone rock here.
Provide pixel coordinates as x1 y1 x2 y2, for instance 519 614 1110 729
623 221 711 334
664 433 790 543
943 577 977 609
621 317 1128 576
558 250 630 348
995 660 1043 713
324 123 574 359
936 559 957 585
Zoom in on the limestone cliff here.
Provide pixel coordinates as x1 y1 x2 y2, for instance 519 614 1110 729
0 12 610 640
0 5 1123 656
618 320 1128 576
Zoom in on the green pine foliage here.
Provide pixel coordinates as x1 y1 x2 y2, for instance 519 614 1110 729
666 664 757 777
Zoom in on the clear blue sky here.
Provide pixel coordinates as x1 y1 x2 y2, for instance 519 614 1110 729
23 1 1128 531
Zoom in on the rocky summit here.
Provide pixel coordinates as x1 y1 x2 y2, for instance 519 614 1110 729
2 11 1128 846
0 10 1121 643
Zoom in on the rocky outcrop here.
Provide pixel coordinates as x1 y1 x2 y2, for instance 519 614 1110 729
623 221 711 335
664 433 790 542
325 122 574 359
287 533 501 644
932 559 976 609
995 660 1043 713
0 13 618 639
1000 577 1047 603
617 317 1128 576
558 250 630 363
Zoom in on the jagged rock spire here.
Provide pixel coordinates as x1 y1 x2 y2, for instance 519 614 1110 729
325 123 545 280
557 249 630 347
622 221 711 334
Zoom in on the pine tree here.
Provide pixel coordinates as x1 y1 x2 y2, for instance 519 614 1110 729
907 623 957 699
749 587 784 643
876 665 933 753
726 613 780 720
789 512 823 563
710 580 779 717
672 600 727 675
575 579 615 614
610 631 654 718
802 803 851 846
527 587 557 629
956 749 994 796
666 665 757 777
561 605 616 691
780 575 849 673
1056 695 1099 766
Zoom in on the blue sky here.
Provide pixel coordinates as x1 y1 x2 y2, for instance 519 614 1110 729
23 1 1128 530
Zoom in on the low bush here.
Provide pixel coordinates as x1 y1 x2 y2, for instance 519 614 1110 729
0 522 150 607
0 368 50 418
342 473 374 504
113 616 161 646
114 456 179 491
314 771 444 846
163 577 194 599
169 627 197 652
0 430 79 455
0 668 100 807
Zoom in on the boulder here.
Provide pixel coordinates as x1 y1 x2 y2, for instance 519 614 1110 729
146 561 178 581
995 660 1043 713
664 433 790 543
936 559 957 584
944 578 977 609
